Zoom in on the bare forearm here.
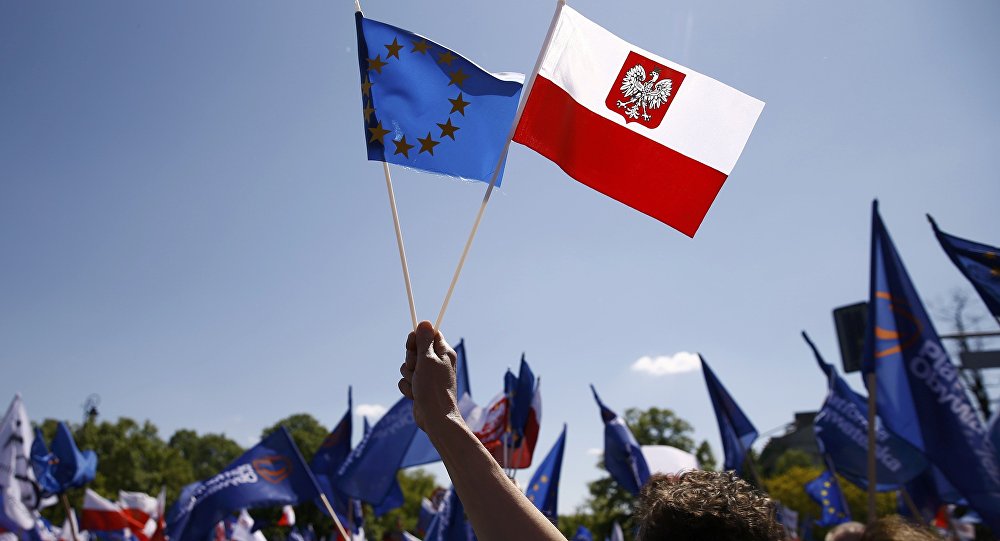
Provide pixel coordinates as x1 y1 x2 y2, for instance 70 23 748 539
427 414 566 541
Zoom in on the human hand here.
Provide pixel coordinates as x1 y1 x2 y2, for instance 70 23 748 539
399 321 460 433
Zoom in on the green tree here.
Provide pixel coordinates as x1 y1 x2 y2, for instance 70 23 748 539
167 429 243 481
362 469 441 540
260 414 329 463
561 407 716 540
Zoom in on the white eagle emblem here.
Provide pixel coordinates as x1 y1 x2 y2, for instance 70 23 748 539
616 65 672 122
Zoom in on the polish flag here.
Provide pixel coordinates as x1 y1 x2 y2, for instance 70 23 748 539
276 505 295 527
513 4 764 237
118 491 158 541
80 490 143 534
466 383 542 469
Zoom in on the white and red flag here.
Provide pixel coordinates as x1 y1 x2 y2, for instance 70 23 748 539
513 5 764 237
80 489 144 536
118 491 158 541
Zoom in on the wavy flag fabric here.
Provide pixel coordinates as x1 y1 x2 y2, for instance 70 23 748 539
861 201 1000 531
309 388 363 531
572 526 593 541
51 423 97 492
0 395 40 532
929 215 1000 318
804 470 850 527
30 428 59 497
512 5 764 236
355 12 522 183
803 332 927 491
590 386 649 496
524 425 566 523
336 397 418 506
166 427 319 541
700 356 758 474
423 488 474 541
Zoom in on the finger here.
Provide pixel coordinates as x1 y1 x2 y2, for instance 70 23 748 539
405 348 417 372
406 330 417 353
415 320 437 359
400 362 414 379
398 378 413 399
433 333 457 369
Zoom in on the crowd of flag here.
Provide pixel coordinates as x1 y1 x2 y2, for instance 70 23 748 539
4 2 1000 541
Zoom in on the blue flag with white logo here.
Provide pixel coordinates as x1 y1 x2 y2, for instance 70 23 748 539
423 488 475 541
900 464 964 523
590 386 650 496
336 397 419 505
804 332 927 491
862 201 1000 531
525 425 566 523
355 12 523 184
929 215 1000 318
50 422 97 492
166 427 320 541
700 356 758 474
805 470 850 527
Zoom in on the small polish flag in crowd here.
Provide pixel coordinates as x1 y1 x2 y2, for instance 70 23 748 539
118 491 158 541
514 4 764 237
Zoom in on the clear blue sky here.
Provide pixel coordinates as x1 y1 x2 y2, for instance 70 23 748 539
2 0 999 514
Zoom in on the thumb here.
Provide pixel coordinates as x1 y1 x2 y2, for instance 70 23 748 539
415 320 437 359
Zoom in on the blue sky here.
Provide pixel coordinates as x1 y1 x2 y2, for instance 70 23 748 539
2 0 999 514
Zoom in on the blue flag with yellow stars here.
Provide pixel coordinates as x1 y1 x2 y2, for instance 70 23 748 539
929 215 1000 318
805 470 850 527
355 11 523 183
525 425 567 523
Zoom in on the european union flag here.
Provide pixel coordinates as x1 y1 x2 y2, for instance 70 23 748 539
700 356 758 475
355 11 523 183
524 425 566 523
929 215 1000 318
803 332 927 491
862 201 1000 532
804 470 850 527
590 385 650 496
166 427 319 541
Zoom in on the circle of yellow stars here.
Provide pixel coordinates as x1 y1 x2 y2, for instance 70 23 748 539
361 35 473 159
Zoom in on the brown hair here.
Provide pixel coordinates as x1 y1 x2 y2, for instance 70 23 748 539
860 516 942 541
634 471 784 541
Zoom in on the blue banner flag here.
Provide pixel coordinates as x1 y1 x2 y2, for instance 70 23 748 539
401 339 471 469
572 526 594 541
700 356 758 474
355 12 523 183
309 388 362 531
423 488 475 541
525 425 566 523
30 427 60 496
509 356 536 445
590 385 650 496
50 422 97 491
336 397 419 505
900 464 965 523
929 215 1000 318
166 427 320 541
804 470 850 527
862 201 1000 531
803 332 927 491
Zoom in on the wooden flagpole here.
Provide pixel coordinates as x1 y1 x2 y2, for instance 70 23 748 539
865 372 878 523
434 0 567 332
319 492 352 541
356 0 418 331
382 162 418 330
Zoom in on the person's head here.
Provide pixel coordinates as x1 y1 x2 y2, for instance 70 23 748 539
825 521 865 541
860 516 941 541
634 471 784 541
